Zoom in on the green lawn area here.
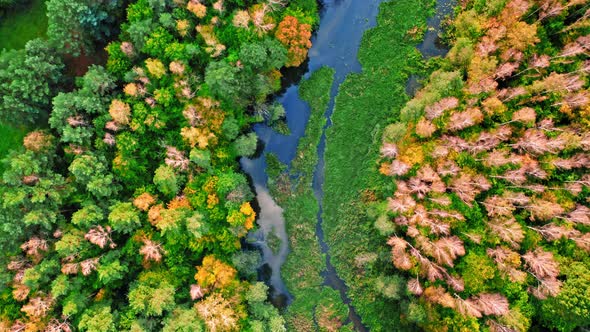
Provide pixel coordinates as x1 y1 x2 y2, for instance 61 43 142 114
0 123 26 172
0 0 47 50
0 0 47 168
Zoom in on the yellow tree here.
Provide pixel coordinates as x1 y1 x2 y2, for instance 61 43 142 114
194 255 238 291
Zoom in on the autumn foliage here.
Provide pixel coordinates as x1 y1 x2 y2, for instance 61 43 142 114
275 16 312 67
0 0 308 329
377 0 590 330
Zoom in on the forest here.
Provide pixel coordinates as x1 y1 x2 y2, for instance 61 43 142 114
0 0 588 331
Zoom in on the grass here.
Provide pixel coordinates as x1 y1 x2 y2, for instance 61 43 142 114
0 0 48 169
322 0 433 330
0 123 26 172
265 67 351 331
0 0 47 50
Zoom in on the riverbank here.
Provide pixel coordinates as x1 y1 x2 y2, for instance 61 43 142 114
322 0 434 330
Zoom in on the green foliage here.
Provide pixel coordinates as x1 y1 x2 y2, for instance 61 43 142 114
0 38 64 125
0 0 314 329
405 302 427 324
239 39 287 72
78 305 116 332
205 61 242 103
540 262 590 331
286 0 319 27
382 123 407 143
233 132 258 157
98 252 128 284
128 271 176 316
106 42 133 77
153 164 179 197
71 204 104 227
399 70 463 123
322 1 431 330
163 307 204 332
190 148 212 170
108 202 141 234
266 67 338 329
351 0 590 330
46 0 125 56
69 153 117 197
221 116 240 140
246 282 288 332
46 0 87 55
459 252 496 294
374 275 404 300
0 0 18 9
231 250 261 280
50 65 116 147
315 287 349 331
0 123 25 173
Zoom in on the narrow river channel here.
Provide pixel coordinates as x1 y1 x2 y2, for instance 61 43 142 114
241 0 454 329
241 0 386 309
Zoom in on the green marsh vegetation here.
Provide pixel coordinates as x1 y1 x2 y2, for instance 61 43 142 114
322 0 434 330
266 67 353 331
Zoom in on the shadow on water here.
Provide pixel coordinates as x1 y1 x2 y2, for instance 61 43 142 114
242 0 456 329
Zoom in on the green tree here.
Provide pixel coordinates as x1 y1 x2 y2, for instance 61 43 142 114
108 202 141 234
69 153 117 198
49 66 115 146
233 133 258 157
239 39 287 72
205 61 242 103
128 271 176 316
163 307 204 332
374 275 404 300
540 262 590 331
190 149 211 170
0 39 64 125
79 305 116 332
46 0 125 56
153 165 179 197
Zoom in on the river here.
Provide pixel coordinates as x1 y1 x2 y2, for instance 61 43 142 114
241 0 386 309
241 0 454 329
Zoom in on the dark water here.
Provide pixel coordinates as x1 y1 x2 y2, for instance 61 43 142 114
242 0 455 329
406 0 456 95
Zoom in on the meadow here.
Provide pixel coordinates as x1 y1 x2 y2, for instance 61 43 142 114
0 0 47 50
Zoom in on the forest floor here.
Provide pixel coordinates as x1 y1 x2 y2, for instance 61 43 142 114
322 0 433 330
0 0 47 50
